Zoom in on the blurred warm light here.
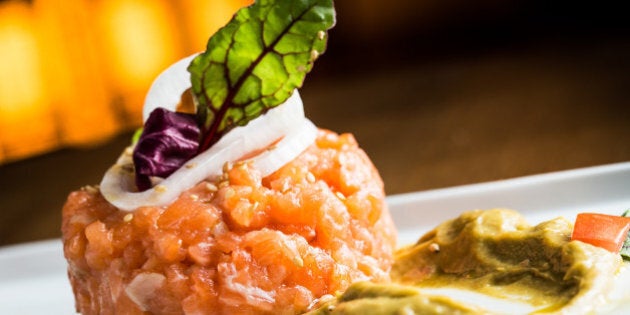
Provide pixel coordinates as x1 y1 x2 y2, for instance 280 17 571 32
34 0 119 146
0 1 55 161
96 0 182 120
182 0 254 51
0 0 250 164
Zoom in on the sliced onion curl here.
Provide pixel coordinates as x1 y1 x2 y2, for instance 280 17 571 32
142 54 197 122
100 90 317 211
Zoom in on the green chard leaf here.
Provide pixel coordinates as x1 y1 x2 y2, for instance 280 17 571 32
188 0 336 150
621 210 630 261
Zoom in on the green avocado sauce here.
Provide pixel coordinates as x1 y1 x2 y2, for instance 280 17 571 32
308 209 623 315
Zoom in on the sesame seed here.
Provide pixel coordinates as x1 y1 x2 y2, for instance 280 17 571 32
206 183 218 192
190 194 199 201
317 30 325 40
82 185 99 194
123 213 133 222
224 187 235 198
154 185 167 193
335 191 346 201
429 243 440 253
218 181 229 189
293 256 304 267
223 161 232 173
124 147 134 156
399 306 414 315
281 180 290 193
185 163 197 169
234 160 246 168
251 201 259 211
310 49 319 61
327 305 335 312
306 172 316 183
219 173 226 182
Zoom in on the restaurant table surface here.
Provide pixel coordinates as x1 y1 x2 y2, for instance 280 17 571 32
1 32 629 247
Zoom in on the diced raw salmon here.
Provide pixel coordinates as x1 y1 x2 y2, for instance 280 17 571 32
62 130 397 314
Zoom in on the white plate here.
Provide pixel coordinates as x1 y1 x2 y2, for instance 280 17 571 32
390 162 630 245
0 239 75 314
1 162 630 314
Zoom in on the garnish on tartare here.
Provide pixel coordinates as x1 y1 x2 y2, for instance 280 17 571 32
62 1 398 314
100 0 336 211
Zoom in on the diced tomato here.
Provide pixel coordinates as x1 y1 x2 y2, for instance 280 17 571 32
571 213 630 253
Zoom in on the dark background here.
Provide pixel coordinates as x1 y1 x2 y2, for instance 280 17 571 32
1 0 629 245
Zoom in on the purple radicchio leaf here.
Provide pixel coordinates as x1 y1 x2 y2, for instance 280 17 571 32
133 108 200 191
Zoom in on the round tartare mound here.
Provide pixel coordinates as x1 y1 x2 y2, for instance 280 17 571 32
62 130 397 315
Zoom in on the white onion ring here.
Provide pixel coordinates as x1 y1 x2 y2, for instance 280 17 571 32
142 54 198 122
100 91 315 211
248 119 317 177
